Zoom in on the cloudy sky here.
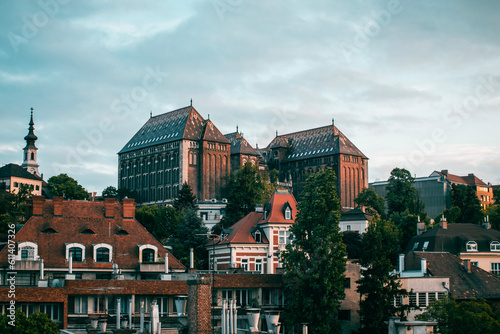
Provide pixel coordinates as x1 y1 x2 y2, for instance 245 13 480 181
1 0 499 193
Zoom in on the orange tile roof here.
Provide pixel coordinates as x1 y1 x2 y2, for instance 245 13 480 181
0 198 185 270
260 192 298 224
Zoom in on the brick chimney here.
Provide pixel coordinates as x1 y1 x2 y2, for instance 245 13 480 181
53 196 64 216
440 215 447 229
187 277 212 334
104 198 116 218
441 169 448 176
32 196 45 216
122 198 136 219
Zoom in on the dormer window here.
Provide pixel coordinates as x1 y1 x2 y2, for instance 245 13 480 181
93 244 113 263
17 242 38 261
41 228 58 234
466 241 478 252
254 231 262 243
66 243 85 262
285 207 291 220
138 244 158 263
81 229 96 235
491 241 500 252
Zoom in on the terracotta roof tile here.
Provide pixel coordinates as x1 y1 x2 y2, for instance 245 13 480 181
0 198 185 270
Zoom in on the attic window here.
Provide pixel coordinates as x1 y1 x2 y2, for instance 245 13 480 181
255 231 262 243
466 241 478 252
81 229 96 235
491 241 500 252
412 242 419 250
42 228 58 234
285 207 292 220
422 241 429 251
116 230 130 235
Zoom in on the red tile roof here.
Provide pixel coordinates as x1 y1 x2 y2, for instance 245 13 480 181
433 170 489 187
217 212 266 245
0 198 185 270
260 191 298 225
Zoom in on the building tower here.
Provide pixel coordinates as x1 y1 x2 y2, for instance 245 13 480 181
21 108 39 177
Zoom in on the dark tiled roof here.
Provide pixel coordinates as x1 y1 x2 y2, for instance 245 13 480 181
266 125 367 162
406 251 500 300
404 223 500 254
340 208 372 222
0 199 185 270
224 132 259 156
0 163 42 181
432 171 489 187
118 106 228 154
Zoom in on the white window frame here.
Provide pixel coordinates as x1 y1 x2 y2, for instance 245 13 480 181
491 262 500 275
255 259 263 273
138 244 158 263
241 259 248 271
491 241 500 252
66 243 86 262
285 207 292 220
466 241 478 252
279 231 291 245
17 241 38 261
93 243 113 263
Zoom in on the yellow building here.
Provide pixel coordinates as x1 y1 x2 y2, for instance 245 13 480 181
0 163 43 196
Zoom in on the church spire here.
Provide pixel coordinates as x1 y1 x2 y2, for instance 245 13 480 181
21 107 39 176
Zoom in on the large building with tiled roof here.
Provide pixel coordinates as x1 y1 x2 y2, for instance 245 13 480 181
430 169 494 209
118 105 231 205
404 220 500 275
224 129 260 173
207 190 297 274
262 121 368 208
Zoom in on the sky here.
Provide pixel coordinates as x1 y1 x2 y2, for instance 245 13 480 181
1 0 499 194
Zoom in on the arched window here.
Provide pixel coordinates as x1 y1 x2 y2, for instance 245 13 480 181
138 244 158 263
491 241 500 252
66 243 85 262
17 242 38 261
93 243 113 263
30 152 35 160
466 241 478 252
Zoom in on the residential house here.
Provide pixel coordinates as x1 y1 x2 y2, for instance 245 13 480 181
405 220 500 275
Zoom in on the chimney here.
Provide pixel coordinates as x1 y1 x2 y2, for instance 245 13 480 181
104 198 116 218
463 259 472 273
441 169 448 176
398 254 405 274
484 216 491 229
53 196 64 216
32 196 45 216
468 173 474 178
421 258 427 276
122 198 136 219
440 215 447 229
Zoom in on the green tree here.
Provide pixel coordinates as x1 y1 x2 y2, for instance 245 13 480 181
47 173 88 200
434 206 461 226
0 310 58 334
417 297 500 334
354 187 386 218
342 230 362 259
167 208 209 269
281 168 347 333
390 210 429 251
451 184 483 224
357 217 407 334
102 186 117 198
0 184 32 230
223 162 271 227
173 182 197 211
386 168 423 215
135 205 180 243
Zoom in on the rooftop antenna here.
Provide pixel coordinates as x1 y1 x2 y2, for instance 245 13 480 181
332 117 334 127
208 114 210 120
276 130 278 137
150 111 152 118
190 98 192 106
236 125 239 133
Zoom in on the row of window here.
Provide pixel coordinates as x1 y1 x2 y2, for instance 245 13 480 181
12 182 40 190
466 240 500 252
18 242 158 264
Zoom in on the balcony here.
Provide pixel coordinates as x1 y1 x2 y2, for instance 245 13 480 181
13 259 40 271
139 262 166 272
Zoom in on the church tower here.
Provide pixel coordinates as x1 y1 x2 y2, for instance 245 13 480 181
21 108 39 176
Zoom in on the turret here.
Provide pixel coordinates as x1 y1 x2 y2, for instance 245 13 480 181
21 107 39 176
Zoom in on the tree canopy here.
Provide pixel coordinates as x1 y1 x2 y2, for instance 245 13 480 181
354 187 386 218
0 310 58 334
386 168 423 215
173 182 198 211
451 184 483 224
281 168 347 333
0 184 31 231
417 298 500 334
47 173 88 200
357 217 407 334
222 162 273 228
